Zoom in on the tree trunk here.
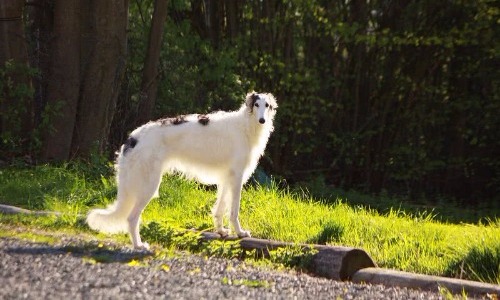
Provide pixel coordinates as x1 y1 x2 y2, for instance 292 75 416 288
224 0 238 42
40 0 81 161
0 0 33 155
71 0 129 157
137 0 169 125
26 0 51 133
208 0 222 48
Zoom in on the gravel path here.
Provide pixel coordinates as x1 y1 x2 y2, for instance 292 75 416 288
0 237 449 299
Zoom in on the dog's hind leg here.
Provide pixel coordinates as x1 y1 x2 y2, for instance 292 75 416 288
127 169 162 250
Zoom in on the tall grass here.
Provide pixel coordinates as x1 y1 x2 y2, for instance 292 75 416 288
0 164 499 284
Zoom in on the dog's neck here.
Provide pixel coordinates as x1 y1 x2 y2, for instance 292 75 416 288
244 108 273 147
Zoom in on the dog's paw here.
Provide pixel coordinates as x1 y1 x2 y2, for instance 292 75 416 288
134 241 150 250
237 230 251 238
217 228 230 238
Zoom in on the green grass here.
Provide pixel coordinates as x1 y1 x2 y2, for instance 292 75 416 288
0 163 499 284
298 177 500 224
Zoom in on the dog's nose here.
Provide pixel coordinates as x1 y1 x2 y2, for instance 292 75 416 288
259 118 265 124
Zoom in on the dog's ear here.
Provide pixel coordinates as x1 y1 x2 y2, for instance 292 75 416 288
245 91 259 110
265 93 278 110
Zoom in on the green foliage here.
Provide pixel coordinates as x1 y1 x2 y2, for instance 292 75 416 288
204 239 243 259
140 222 245 259
0 60 38 158
125 2 248 119
438 286 468 300
140 221 318 269
268 246 318 271
157 21 247 114
140 221 203 252
221 277 271 289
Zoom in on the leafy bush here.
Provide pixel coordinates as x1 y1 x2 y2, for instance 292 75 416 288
0 60 38 159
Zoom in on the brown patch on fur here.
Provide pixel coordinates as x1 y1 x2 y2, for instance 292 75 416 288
246 93 260 112
198 114 210 126
158 115 188 126
123 137 138 155
250 93 259 110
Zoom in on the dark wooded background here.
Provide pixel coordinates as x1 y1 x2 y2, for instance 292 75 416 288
1 0 498 206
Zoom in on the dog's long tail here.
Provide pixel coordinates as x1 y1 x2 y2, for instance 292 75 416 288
86 190 135 234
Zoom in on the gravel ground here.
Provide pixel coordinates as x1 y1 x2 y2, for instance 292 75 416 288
0 237 449 299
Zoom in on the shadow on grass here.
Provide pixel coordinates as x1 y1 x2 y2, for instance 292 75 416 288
445 242 500 284
294 181 500 224
307 221 344 245
4 241 152 263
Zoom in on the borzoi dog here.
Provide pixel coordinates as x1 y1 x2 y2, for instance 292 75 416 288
87 92 277 249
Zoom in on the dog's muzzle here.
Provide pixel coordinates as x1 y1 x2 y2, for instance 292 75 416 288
259 118 265 124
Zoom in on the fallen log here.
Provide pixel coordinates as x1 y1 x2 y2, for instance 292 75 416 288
0 204 60 216
200 232 376 281
352 267 500 296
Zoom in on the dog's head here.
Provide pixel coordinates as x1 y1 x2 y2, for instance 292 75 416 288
245 92 277 124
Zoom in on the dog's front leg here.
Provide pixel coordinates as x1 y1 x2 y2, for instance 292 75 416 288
228 179 251 238
212 186 230 237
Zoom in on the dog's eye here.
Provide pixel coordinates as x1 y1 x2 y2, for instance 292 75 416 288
265 103 269 108
254 103 259 108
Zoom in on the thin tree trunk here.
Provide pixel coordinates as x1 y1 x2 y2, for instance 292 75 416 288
208 0 222 48
71 0 128 157
40 0 80 161
26 0 51 132
137 0 169 125
224 0 238 42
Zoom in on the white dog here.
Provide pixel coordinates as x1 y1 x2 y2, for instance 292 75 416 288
87 92 277 249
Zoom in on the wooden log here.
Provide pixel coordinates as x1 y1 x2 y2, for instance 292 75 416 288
311 245 377 281
0 204 60 216
200 232 376 280
0 204 33 214
352 267 500 296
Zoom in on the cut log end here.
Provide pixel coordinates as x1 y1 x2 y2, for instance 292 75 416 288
199 232 376 281
312 247 377 281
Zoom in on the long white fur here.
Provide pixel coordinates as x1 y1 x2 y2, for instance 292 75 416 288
86 92 277 249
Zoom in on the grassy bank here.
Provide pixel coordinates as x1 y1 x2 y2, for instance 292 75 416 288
0 163 499 284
